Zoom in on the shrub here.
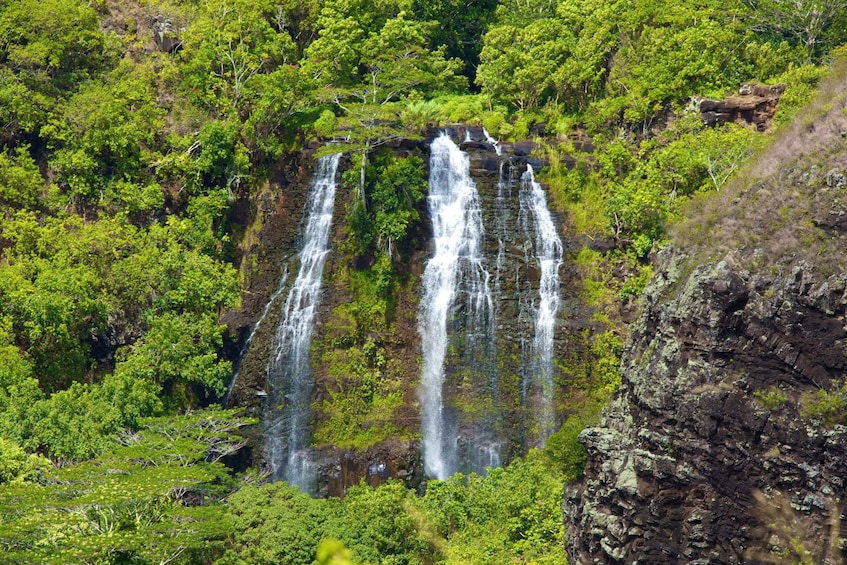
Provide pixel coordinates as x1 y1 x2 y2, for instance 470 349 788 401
799 383 847 425
754 387 788 411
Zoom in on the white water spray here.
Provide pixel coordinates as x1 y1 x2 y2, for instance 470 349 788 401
419 134 494 480
265 153 340 491
483 128 502 156
519 165 563 442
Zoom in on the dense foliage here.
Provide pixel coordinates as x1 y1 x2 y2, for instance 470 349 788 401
220 447 572 565
0 408 250 563
0 0 843 562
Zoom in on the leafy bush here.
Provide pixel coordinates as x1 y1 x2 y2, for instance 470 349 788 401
0 0 110 91
754 387 788 411
222 482 338 565
0 372 162 462
40 60 166 209
401 100 441 131
223 480 436 565
419 449 568 564
0 437 49 485
800 382 847 425
315 109 339 138
543 416 588 481
0 146 42 209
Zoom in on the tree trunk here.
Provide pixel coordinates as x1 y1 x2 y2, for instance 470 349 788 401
359 149 369 213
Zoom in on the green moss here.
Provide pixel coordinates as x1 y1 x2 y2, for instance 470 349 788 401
620 264 653 299
312 153 428 450
312 257 415 450
542 415 588 481
575 247 615 308
555 327 622 425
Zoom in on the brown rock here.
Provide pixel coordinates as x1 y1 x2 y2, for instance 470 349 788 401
566 252 847 564
696 82 785 131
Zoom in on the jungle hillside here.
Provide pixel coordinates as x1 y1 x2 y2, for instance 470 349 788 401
0 0 845 563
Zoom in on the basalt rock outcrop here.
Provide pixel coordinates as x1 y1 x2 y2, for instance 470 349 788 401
566 251 847 563
314 439 424 498
697 82 786 131
567 71 847 563
224 151 317 410
150 15 182 53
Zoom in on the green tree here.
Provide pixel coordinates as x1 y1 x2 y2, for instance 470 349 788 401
411 0 498 82
0 203 238 404
0 437 49 485
0 409 250 563
331 481 438 565
116 311 233 402
221 482 338 564
41 60 166 210
419 449 567 564
0 0 111 142
178 0 311 159
477 18 574 109
368 155 428 257
743 0 847 60
0 250 105 389
316 539 361 565
308 9 463 208
0 146 42 209
180 0 298 112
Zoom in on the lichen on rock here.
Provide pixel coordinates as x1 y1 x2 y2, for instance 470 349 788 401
566 248 847 564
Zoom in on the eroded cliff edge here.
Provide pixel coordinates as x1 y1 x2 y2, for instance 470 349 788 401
566 69 847 564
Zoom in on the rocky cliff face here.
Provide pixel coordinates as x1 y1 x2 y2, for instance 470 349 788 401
697 82 785 131
445 126 577 463
567 251 847 563
566 70 847 563
224 151 317 408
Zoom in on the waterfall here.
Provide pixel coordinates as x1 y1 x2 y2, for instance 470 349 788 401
419 134 495 480
483 128 502 156
223 265 289 407
264 153 341 492
493 161 511 300
519 165 563 443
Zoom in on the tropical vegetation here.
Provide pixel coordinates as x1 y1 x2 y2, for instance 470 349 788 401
0 0 844 562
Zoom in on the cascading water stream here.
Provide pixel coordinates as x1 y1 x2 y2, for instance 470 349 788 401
493 162 511 302
519 165 564 443
264 153 341 492
223 265 289 407
419 134 494 480
483 128 502 156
